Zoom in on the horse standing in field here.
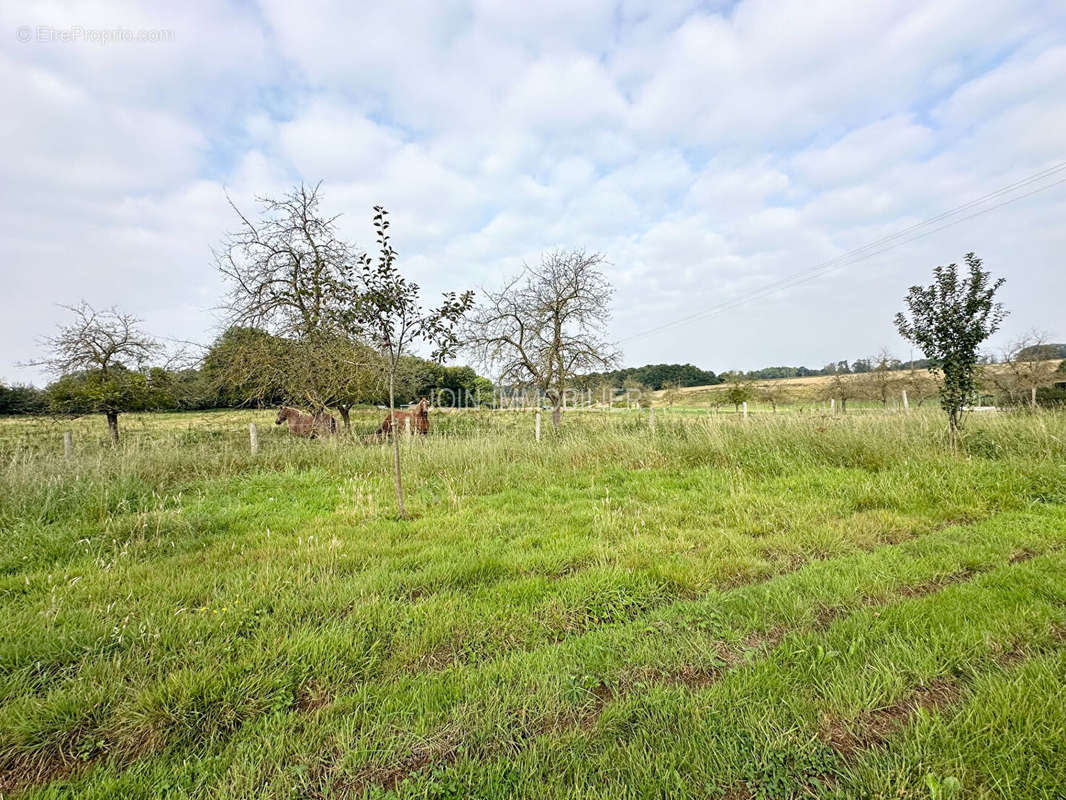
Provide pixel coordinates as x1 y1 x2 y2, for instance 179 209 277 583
275 406 338 438
376 397 431 437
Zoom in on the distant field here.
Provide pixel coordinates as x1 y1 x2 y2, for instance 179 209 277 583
650 359 1064 412
2 408 1066 798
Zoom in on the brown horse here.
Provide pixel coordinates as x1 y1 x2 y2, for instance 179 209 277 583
376 397 430 436
276 406 338 438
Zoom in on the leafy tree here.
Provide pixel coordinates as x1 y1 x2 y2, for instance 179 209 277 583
339 206 472 517
585 363 720 390
415 364 492 407
894 252 1007 446
465 249 618 426
35 303 166 444
203 326 289 408
0 383 46 415
722 374 753 412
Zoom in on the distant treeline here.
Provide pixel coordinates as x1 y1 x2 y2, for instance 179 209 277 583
6 346 1065 416
0 330 493 416
579 363 724 390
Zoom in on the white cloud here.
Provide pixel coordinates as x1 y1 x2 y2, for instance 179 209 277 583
2 0 1065 385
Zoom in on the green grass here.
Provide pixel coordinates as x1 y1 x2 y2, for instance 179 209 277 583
1 407 1065 798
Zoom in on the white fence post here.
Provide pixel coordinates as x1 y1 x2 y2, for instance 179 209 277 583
901 390 909 413
249 423 259 455
535 410 541 442
649 406 655 431
830 398 835 413
63 430 73 458
405 416 411 436
742 401 748 419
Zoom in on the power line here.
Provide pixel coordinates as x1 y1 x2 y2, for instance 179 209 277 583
620 161 1066 344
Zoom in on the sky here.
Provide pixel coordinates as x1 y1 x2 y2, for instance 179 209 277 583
2 0 1065 386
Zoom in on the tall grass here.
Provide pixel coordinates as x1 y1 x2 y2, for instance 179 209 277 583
1 407 1065 798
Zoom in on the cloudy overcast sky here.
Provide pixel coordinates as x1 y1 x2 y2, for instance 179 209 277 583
2 0 1065 385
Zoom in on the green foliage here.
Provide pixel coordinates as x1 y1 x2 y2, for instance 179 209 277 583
414 363 493 406
722 375 754 409
45 365 172 416
203 326 288 407
586 363 721 390
895 252 1007 434
0 382 46 415
1017 343 1066 360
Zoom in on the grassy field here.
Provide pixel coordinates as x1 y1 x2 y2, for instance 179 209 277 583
649 359 1065 412
2 407 1066 798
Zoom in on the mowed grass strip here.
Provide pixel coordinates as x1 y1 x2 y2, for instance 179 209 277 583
357 553 1066 800
826 648 1066 799
12 507 1066 799
1 451 1058 787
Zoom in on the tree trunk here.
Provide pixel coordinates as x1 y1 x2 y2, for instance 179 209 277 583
339 405 351 432
840 398 847 413
552 401 562 427
106 411 119 446
388 370 406 518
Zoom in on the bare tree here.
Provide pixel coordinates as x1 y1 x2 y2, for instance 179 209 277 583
755 380 791 412
213 183 384 421
33 303 162 444
987 330 1060 408
662 382 683 407
465 250 618 426
819 370 860 413
622 377 648 409
215 182 352 338
899 367 939 408
859 349 902 408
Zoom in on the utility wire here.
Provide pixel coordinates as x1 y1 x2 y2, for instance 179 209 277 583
620 161 1066 344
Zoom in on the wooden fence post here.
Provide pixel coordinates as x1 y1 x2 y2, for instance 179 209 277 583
649 406 655 431
63 430 73 458
901 390 909 413
249 423 259 455
535 410 541 442
405 416 412 436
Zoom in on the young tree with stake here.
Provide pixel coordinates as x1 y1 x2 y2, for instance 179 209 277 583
342 207 472 517
894 252 1007 448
